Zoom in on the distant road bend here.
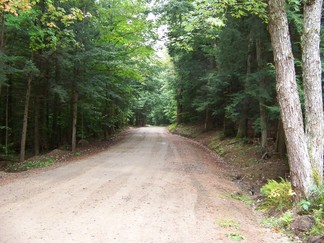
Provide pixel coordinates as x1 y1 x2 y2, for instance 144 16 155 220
0 127 289 243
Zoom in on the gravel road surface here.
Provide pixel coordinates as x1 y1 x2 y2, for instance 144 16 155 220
0 127 289 243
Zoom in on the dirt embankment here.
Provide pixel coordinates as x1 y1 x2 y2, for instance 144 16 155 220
169 124 290 195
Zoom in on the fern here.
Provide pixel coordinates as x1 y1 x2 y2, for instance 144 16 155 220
259 178 294 213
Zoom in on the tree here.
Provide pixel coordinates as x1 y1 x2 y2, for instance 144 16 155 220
268 0 323 199
302 0 323 183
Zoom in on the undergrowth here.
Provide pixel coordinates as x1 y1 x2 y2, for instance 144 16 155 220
230 192 254 206
209 137 227 156
298 184 324 236
261 211 293 230
168 123 201 138
258 178 294 214
169 123 323 238
259 179 324 237
7 157 54 172
168 123 177 133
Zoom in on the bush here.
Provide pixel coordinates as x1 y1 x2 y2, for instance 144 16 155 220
259 178 294 213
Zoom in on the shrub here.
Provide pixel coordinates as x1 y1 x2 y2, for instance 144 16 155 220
259 178 294 213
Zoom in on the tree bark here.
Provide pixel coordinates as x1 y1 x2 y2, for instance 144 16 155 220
302 0 324 184
176 86 183 124
276 119 286 158
205 108 213 131
0 10 5 98
237 36 253 138
268 0 314 199
34 96 40 156
223 117 235 137
52 58 61 148
236 118 247 138
20 75 33 162
71 91 78 153
5 85 9 155
256 38 268 151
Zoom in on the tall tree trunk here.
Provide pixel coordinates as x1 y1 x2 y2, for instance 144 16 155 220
5 85 9 155
52 58 61 148
71 91 78 153
20 75 33 162
0 11 5 97
276 119 286 158
302 0 324 184
268 0 314 199
237 37 253 138
205 108 213 131
34 96 40 155
52 94 59 148
224 117 235 137
176 86 183 124
256 38 268 151
236 118 247 138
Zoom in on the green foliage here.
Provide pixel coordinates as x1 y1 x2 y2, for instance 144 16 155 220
168 123 177 133
297 185 324 236
226 232 246 241
158 0 276 138
209 138 227 157
279 211 294 228
230 192 253 206
299 185 324 213
310 208 324 236
7 157 54 172
299 199 312 212
259 178 294 213
217 219 239 229
0 0 158 156
261 211 293 230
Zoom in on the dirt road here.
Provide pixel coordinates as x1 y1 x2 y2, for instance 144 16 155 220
0 127 289 243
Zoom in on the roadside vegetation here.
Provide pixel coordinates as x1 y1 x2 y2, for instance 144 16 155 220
170 123 324 241
7 157 54 172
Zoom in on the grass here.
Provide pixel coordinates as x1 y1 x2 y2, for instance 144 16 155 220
168 123 177 133
230 192 254 206
7 157 54 172
309 208 324 236
217 219 239 229
209 138 227 156
74 152 81 156
261 211 293 230
226 232 246 241
168 123 202 138
217 219 246 241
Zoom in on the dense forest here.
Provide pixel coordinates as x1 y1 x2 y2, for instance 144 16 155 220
0 0 323 200
0 0 160 160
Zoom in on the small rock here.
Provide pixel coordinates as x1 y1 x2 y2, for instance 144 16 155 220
306 236 324 243
290 215 315 234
